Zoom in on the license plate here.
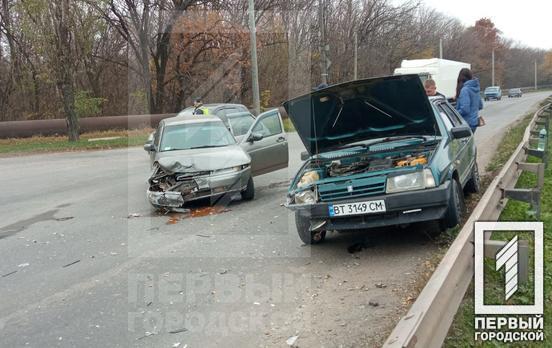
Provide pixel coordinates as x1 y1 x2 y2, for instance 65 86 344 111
329 200 386 217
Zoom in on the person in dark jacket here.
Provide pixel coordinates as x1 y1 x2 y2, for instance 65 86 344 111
455 68 483 132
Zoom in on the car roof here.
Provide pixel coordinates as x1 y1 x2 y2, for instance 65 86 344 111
428 95 447 102
162 114 223 126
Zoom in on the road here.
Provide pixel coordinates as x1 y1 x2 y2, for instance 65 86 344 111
0 91 549 348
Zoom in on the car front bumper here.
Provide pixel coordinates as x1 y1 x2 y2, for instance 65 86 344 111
147 168 250 208
286 180 451 231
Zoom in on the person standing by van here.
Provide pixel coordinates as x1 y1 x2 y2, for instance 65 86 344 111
455 68 484 132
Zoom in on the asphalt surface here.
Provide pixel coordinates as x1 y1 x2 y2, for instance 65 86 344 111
0 91 549 348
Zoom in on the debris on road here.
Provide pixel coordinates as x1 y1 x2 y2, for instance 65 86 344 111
195 234 212 238
168 327 188 334
286 335 299 346
18 263 30 268
127 213 141 219
369 300 379 307
137 331 157 340
2 270 17 277
375 282 387 289
171 208 190 214
347 239 375 254
62 260 81 268
218 269 229 275
55 217 74 221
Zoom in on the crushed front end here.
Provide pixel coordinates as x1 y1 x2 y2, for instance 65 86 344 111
147 162 250 209
286 144 450 231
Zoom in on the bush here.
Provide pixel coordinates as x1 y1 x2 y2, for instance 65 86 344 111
75 90 107 118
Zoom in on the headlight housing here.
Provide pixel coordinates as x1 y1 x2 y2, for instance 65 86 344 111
294 190 317 204
386 169 436 194
211 164 249 175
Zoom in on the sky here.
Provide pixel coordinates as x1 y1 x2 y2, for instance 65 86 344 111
417 0 552 50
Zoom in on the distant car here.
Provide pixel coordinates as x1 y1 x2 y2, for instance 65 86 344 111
283 75 479 244
484 86 502 101
508 88 523 98
144 110 289 209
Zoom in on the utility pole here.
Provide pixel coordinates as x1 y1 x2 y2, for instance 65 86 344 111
491 49 495 86
353 32 358 80
439 38 443 59
248 0 260 115
535 60 538 91
319 0 328 85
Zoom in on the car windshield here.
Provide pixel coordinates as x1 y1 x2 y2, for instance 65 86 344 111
486 87 499 92
159 121 236 151
228 114 255 136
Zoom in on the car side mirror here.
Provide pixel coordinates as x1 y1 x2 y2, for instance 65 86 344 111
247 132 264 143
300 151 309 161
143 143 155 152
451 126 472 139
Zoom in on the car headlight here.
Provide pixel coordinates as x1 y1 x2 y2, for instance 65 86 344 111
386 169 436 194
211 164 249 175
294 190 317 204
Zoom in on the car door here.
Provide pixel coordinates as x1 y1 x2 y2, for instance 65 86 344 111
240 109 289 176
438 102 474 186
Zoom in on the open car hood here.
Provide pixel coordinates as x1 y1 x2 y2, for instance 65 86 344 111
282 75 439 155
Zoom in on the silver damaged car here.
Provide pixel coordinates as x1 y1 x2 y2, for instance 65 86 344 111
144 110 289 209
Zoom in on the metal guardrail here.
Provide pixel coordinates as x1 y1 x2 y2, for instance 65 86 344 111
383 97 552 348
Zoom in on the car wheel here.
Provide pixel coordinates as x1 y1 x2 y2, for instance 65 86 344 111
241 176 255 201
441 178 465 229
295 212 326 245
464 162 481 194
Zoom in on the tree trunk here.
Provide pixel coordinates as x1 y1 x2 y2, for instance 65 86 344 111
59 76 79 141
51 0 79 141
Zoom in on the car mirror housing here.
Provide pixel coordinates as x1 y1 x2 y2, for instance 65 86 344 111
451 126 472 139
300 151 309 161
143 143 155 152
248 132 264 143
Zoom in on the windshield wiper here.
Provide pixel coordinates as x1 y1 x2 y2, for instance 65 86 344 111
188 145 228 150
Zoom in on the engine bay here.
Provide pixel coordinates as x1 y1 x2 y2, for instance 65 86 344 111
297 150 432 189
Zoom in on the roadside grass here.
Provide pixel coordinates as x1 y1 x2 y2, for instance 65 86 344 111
445 112 551 347
0 128 152 155
485 112 533 173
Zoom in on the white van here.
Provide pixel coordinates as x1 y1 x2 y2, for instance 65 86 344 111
394 58 471 99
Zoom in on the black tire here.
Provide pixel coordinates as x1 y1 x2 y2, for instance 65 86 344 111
441 179 465 229
241 176 255 201
464 162 481 194
295 212 326 245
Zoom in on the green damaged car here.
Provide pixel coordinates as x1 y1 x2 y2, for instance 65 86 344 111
283 75 480 244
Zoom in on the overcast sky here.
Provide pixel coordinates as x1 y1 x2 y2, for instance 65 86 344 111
418 0 551 50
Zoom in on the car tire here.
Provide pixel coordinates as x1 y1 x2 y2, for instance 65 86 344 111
464 162 481 194
241 177 255 201
441 178 465 229
295 212 326 245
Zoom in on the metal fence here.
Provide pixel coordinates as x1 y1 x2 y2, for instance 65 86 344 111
383 97 552 348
